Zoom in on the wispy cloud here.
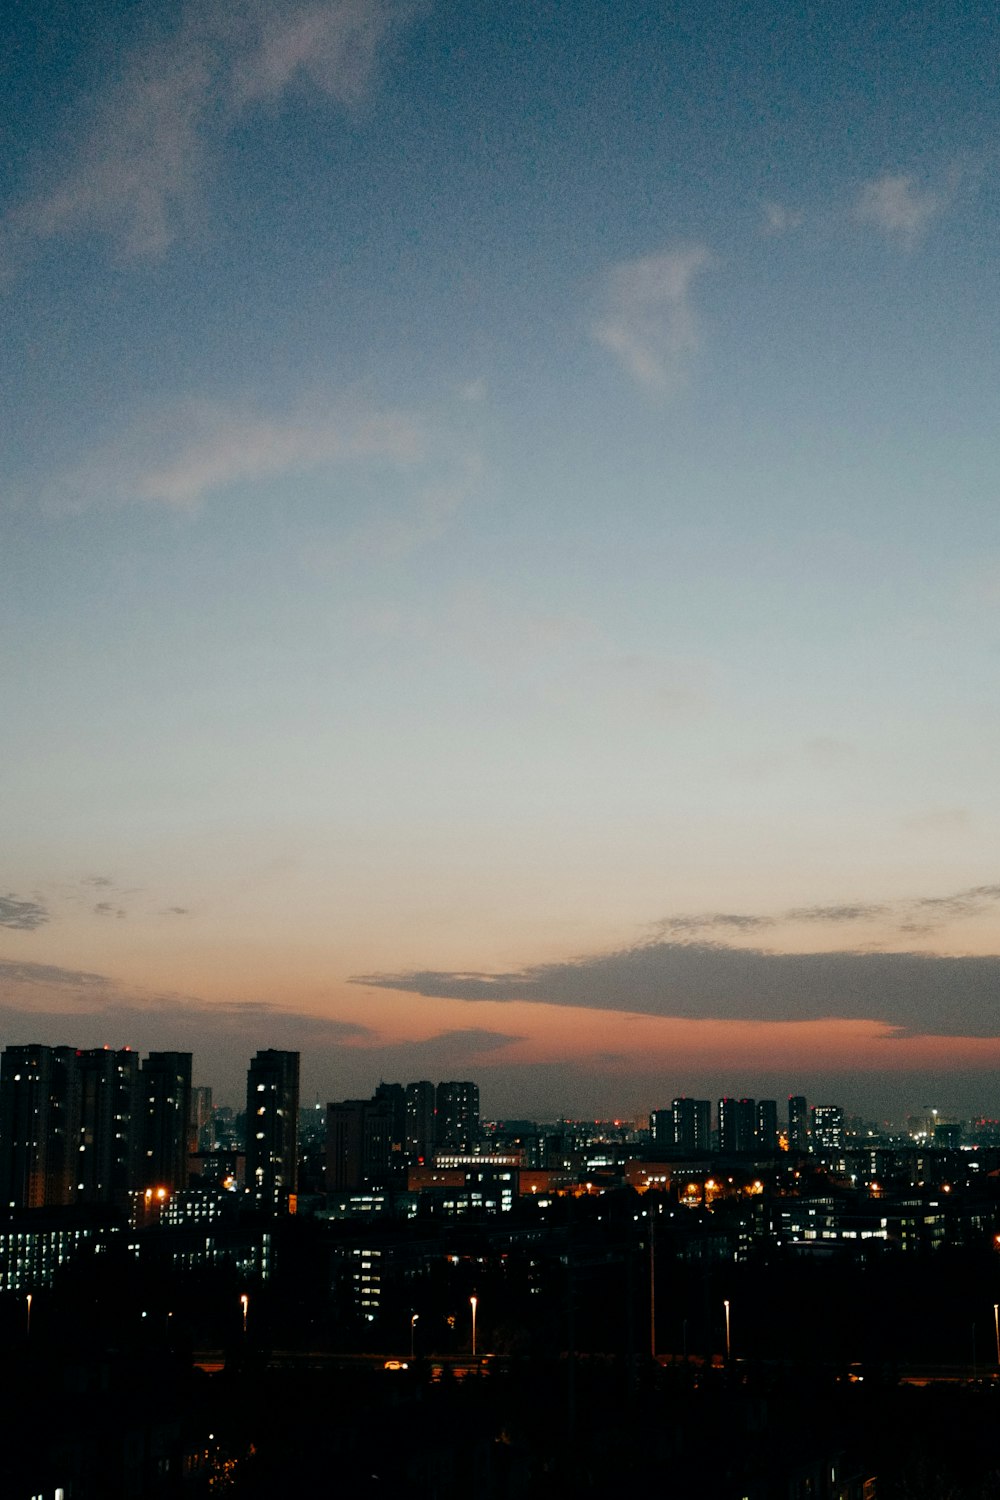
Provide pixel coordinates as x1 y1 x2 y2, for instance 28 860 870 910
0 895 49 931
2 0 412 268
855 173 943 242
592 244 714 393
0 957 107 989
34 393 426 512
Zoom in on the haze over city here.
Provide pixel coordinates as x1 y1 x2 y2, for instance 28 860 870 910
2 0 999 1117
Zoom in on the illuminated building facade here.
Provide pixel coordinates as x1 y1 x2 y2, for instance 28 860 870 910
246 1050 300 1207
405 1080 436 1160
788 1095 809 1152
75 1047 142 1208
0 1044 79 1208
435 1081 480 1150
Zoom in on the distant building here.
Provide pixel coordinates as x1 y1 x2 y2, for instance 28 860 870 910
141 1051 192 1192
788 1095 809 1152
405 1081 436 1161
326 1097 393 1192
756 1099 778 1152
811 1104 845 1153
0 1044 79 1209
245 1050 300 1207
650 1107 673 1150
189 1085 214 1152
672 1097 711 1153
718 1097 756 1153
373 1081 406 1154
435 1081 480 1150
75 1048 142 1208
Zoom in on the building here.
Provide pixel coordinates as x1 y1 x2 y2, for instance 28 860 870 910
718 1097 756 1153
0 1044 79 1209
672 1097 711 1153
650 1110 671 1152
75 1047 142 1207
811 1105 845 1153
189 1084 214 1152
141 1051 192 1192
405 1081 436 1161
326 1097 393 1192
245 1050 300 1208
756 1099 778 1152
435 1081 480 1151
788 1095 809 1152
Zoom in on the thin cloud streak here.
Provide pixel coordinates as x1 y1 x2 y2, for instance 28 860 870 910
33 395 427 513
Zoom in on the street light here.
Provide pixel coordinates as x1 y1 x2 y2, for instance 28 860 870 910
410 1312 419 1360
25 1293 32 1338
240 1293 249 1336
994 1303 999 1367
470 1295 478 1358
723 1299 731 1364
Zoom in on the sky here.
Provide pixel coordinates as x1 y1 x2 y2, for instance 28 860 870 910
2 0 999 1120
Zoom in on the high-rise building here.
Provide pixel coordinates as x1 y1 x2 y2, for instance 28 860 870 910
405 1081 436 1161
435 1081 480 1151
650 1107 674 1151
326 1098 393 1191
246 1050 300 1207
671 1097 711 1153
0 1044 79 1208
75 1047 142 1207
811 1104 844 1152
141 1052 192 1192
788 1095 809 1152
373 1081 406 1154
189 1085 214 1153
755 1099 778 1152
718 1097 756 1153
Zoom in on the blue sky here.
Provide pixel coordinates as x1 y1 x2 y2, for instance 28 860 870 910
2 0 999 1114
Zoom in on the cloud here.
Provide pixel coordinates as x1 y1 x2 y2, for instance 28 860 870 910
654 912 776 937
35 394 426 512
0 895 49 931
0 956 108 989
592 244 714 392
761 201 803 235
2 0 411 267
353 943 1000 1038
353 883 1000 1039
855 173 942 242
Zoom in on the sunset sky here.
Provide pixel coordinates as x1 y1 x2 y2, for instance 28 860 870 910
2 0 999 1118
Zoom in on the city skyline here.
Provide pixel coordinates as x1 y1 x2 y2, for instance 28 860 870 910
3 1 1000 1120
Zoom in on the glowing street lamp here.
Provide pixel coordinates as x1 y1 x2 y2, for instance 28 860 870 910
240 1293 249 1336
994 1303 999 1367
470 1295 478 1358
25 1293 32 1338
410 1312 419 1360
723 1299 731 1364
